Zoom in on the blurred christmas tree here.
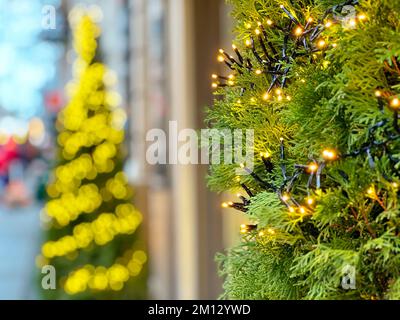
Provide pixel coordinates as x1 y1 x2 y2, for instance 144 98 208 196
209 0 400 299
39 11 147 299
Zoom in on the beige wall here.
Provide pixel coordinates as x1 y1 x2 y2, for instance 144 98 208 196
128 0 247 300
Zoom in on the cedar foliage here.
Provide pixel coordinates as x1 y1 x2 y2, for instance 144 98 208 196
208 0 400 299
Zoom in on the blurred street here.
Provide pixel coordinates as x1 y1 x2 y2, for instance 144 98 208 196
0 203 41 299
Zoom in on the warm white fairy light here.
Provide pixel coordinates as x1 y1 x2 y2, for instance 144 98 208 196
391 97 400 108
263 92 271 100
294 26 303 36
322 149 337 160
317 39 326 48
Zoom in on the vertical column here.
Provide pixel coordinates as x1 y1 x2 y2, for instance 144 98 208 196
167 0 199 300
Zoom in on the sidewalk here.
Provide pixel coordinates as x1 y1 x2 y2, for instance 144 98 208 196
0 203 41 299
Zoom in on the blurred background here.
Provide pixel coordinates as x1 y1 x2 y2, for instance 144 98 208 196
0 0 247 299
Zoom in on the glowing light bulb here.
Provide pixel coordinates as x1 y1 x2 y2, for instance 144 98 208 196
255 28 261 35
240 163 245 168
332 43 338 48
263 92 271 101
322 149 337 160
211 74 218 79
367 186 376 196
267 228 275 235
294 26 303 36
228 74 235 79
228 80 235 86
349 19 356 27
219 49 224 54
308 163 318 173
221 202 229 208
276 88 282 95
308 17 313 23
307 197 314 205
325 21 332 28
299 207 306 214
392 182 398 188
375 90 382 97
258 231 265 237
277 95 283 101
288 207 295 213
266 19 273 26
260 151 271 158
282 194 290 201
232 44 237 50
286 95 292 101
212 83 218 89
358 14 367 21
218 55 225 62
255 69 263 75
317 39 326 48
391 97 400 108
245 39 252 47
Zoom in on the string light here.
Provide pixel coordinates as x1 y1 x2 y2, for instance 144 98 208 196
306 197 314 205
267 228 275 235
390 97 400 108
317 39 326 49
349 19 357 27
367 186 376 197
294 26 303 36
325 21 332 28
375 90 382 97
255 69 263 75
308 163 318 173
282 193 290 201
263 92 271 100
260 151 271 158
266 19 273 26
358 14 367 21
322 149 337 160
